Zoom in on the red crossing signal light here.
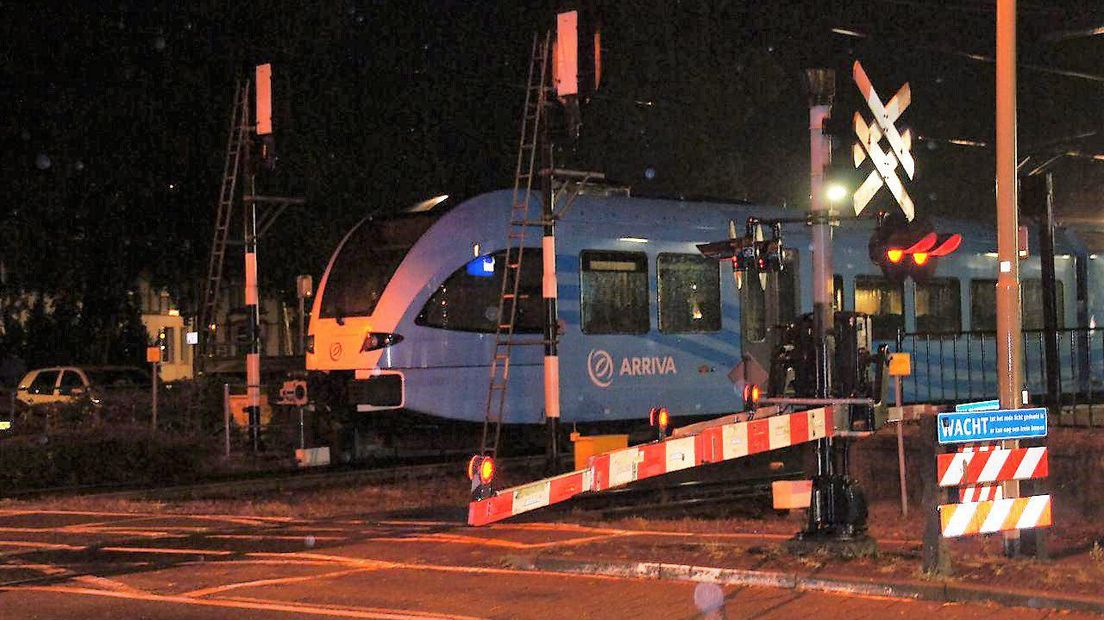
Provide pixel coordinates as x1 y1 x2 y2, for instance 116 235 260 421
742 383 761 410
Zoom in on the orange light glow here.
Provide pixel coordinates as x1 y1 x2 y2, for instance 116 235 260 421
912 252 929 266
887 249 904 264
743 383 761 407
467 455 479 480
657 408 669 428
479 457 495 485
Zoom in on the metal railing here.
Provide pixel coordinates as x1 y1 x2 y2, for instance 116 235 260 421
893 327 1103 427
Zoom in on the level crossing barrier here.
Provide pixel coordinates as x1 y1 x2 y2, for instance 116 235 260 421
468 406 833 526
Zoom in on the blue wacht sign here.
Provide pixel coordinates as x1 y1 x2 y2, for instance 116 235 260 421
954 399 1000 412
937 407 1047 445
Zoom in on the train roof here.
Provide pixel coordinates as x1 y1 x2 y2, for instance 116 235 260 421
360 189 1087 258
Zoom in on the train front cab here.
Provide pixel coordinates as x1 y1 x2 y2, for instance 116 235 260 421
306 212 438 412
306 192 550 425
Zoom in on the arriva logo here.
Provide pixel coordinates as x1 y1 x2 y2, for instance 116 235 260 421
587 349 614 388
587 348 678 388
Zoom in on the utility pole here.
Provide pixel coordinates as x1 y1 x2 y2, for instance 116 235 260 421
995 0 1023 556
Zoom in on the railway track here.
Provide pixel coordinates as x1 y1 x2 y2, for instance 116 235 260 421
4 454 554 502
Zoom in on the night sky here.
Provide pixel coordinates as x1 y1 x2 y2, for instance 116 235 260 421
3 0 1104 306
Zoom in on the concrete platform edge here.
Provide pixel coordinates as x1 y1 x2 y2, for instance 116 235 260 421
512 555 1104 614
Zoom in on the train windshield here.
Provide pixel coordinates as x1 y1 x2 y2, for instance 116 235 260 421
320 214 436 319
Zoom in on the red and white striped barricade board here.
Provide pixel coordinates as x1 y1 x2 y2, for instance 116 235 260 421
935 406 1051 538
467 407 833 526
937 446 1048 488
950 443 1003 502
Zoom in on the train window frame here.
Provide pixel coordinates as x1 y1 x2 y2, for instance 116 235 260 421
320 214 437 319
579 250 650 335
1022 279 1065 330
854 275 905 340
657 253 721 334
914 277 962 334
970 278 1064 331
415 248 543 334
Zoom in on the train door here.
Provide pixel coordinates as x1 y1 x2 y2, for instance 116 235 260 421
737 253 799 387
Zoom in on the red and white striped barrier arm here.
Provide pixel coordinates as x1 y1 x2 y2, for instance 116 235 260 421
669 406 780 438
467 407 833 526
939 495 1052 538
937 446 1048 487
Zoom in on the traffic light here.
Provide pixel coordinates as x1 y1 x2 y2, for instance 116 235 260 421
467 455 496 501
869 213 961 281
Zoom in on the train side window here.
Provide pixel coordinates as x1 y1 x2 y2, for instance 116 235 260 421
970 279 997 331
416 249 542 334
1022 279 1064 330
854 275 904 340
658 254 720 333
915 278 961 334
971 279 1063 331
580 250 649 334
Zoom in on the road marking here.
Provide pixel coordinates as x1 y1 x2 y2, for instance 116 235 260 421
184 567 378 597
367 532 625 550
71 574 144 593
207 534 347 542
0 509 293 523
100 546 236 556
0 540 86 551
0 585 484 620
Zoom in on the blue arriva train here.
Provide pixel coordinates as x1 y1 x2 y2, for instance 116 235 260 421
306 189 1097 424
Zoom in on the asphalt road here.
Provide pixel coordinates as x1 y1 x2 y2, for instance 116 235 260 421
0 507 1094 619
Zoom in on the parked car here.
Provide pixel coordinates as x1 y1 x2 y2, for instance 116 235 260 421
15 366 154 410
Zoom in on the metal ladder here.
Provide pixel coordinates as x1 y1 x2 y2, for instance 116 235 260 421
478 33 552 458
199 80 251 360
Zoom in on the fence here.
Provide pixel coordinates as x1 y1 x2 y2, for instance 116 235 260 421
893 327 1104 426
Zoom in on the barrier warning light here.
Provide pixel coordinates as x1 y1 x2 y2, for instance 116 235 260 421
649 406 670 440
912 252 929 266
886 249 904 264
468 455 497 500
742 383 761 410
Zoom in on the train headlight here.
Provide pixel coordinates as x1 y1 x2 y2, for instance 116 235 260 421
361 332 403 352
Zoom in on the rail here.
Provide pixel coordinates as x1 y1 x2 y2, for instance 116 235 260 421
893 326 1104 426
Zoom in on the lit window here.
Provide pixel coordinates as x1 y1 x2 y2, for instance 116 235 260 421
855 276 904 340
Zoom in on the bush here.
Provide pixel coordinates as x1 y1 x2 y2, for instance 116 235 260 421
0 426 218 492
